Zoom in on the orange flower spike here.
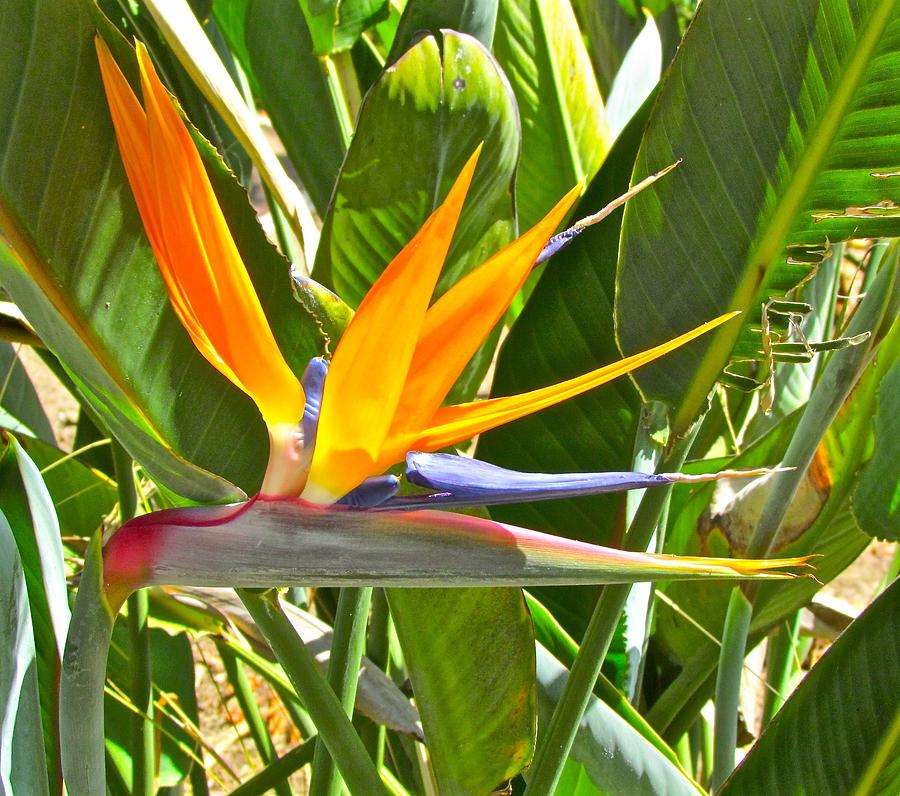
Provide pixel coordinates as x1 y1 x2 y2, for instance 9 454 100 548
303 148 481 503
394 183 582 432
412 312 739 452
96 38 304 431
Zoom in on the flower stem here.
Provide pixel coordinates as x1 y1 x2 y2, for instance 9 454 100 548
127 590 154 796
238 589 388 796
309 586 374 796
711 587 752 790
524 434 690 796
114 441 154 796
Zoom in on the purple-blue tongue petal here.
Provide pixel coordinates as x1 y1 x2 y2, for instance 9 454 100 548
338 475 401 508
301 357 329 448
381 452 674 510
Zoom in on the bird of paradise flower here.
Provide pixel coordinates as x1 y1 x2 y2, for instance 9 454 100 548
94 37 808 603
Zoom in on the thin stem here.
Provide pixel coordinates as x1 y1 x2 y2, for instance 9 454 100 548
238 589 388 796
127 590 154 796
229 740 317 796
361 589 391 766
116 442 154 796
711 587 752 790
760 612 801 727
310 587 374 796
218 643 293 796
524 435 693 796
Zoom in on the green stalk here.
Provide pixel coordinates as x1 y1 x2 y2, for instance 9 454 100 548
524 436 693 796
760 612 801 727
230 741 317 796
361 589 391 767
218 643 293 796
127 590 154 796
309 586 373 796
238 589 389 796
746 252 896 563
322 51 360 148
700 712 713 788
711 587 752 790
675 732 693 778
114 442 154 796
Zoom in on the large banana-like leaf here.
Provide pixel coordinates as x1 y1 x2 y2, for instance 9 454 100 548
0 0 326 500
493 0 611 229
616 0 900 433
312 30 519 308
388 588 535 796
722 578 900 795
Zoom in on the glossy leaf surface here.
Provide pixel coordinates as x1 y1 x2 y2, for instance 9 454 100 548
616 0 900 432
313 31 518 310
722 578 900 795
388 588 535 795
493 0 610 229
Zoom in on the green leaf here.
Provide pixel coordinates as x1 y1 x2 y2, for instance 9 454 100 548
605 11 661 139
721 578 900 796
313 30 519 309
388 0 499 61
535 645 701 796
571 0 643 95
4 431 116 539
493 0 611 229
388 588 535 796
10 439 70 660
852 354 899 540
60 534 117 795
0 508 50 796
213 0 346 216
616 0 900 433
298 0 389 56
476 97 652 636
0 0 325 500
0 344 55 443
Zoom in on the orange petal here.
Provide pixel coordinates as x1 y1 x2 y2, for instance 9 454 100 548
305 149 481 502
393 183 581 431
98 38 303 425
410 313 740 452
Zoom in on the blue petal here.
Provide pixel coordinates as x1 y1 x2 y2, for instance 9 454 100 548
301 357 328 448
378 452 674 510
337 474 401 509
535 227 584 265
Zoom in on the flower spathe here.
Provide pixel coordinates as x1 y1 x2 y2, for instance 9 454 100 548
98 36 736 506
